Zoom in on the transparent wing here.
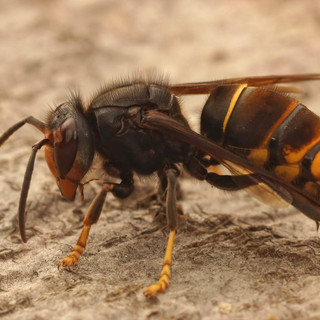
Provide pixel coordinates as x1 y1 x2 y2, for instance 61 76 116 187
223 161 292 208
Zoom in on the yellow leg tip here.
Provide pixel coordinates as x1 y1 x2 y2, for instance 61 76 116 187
160 265 171 277
160 276 169 287
144 277 170 298
144 229 176 298
143 284 164 298
58 257 76 269
58 245 85 269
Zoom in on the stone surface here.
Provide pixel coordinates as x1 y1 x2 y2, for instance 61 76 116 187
1 1 320 319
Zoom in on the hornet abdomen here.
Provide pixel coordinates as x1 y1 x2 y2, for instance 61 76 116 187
201 85 320 202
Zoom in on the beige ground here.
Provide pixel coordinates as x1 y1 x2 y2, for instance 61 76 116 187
1 1 320 319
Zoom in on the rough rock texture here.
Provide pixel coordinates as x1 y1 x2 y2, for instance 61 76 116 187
1 1 320 319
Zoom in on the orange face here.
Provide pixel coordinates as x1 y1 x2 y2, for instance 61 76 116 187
43 104 95 201
44 143 79 201
44 117 85 201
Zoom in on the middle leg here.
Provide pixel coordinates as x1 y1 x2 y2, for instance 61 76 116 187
144 168 179 298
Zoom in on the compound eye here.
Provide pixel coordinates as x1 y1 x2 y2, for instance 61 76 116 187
53 117 77 179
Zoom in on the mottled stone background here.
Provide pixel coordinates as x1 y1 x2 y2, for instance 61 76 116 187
1 1 320 319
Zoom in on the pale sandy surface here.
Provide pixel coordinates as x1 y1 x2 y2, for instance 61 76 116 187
1 1 320 319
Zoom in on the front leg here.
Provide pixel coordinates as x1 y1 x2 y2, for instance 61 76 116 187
58 183 113 268
59 170 134 268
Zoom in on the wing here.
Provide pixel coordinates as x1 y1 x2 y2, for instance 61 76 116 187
141 110 320 222
224 161 291 208
168 73 320 95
